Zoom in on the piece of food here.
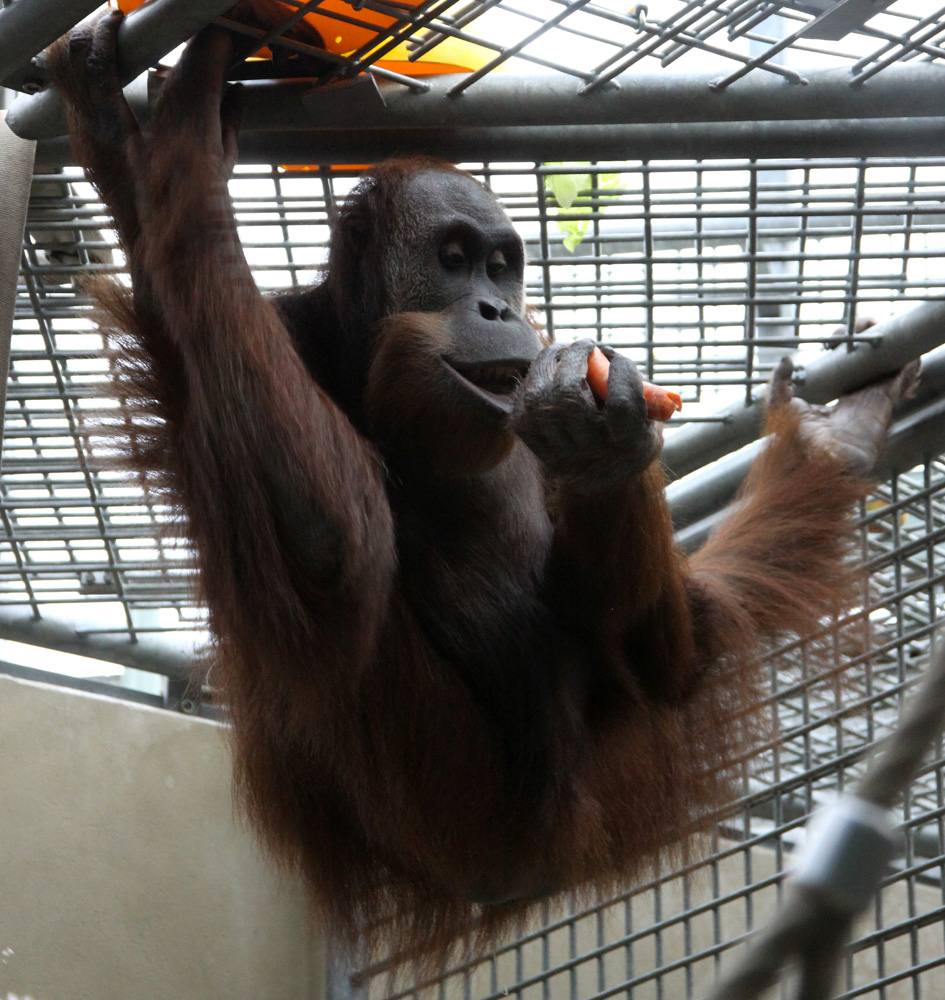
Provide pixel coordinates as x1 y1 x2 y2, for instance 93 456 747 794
586 346 682 420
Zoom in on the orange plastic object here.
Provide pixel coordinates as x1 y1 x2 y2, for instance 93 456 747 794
117 0 491 75
118 0 412 56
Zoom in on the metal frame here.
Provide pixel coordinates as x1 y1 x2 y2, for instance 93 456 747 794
17 62 945 167
665 298 945 481
2 0 943 90
5 0 945 149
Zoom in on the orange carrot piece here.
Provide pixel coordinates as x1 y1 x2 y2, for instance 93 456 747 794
586 346 682 421
644 384 683 422
585 345 612 403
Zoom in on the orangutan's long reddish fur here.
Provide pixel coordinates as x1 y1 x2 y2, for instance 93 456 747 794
50 8 873 968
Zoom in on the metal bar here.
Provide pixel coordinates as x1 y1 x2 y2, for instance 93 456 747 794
0 608 194 679
745 165 758 406
845 161 867 338
15 61 945 143
707 0 866 91
5 0 240 141
18 232 140 643
581 0 732 94
851 8 945 84
267 64 945 132
671 344 945 551
0 114 36 459
663 297 945 482
662 0 752 65
344 0 462 76
624 8 804 86
0 558 188 575
214 10 432 91
34 116 945 171
446 0 598 96
0 0 102 86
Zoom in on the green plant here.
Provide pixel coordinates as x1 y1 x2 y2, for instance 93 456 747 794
545 166 627 252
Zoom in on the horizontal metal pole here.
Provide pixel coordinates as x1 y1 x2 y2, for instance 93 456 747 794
672 344 945 552
663 298 945 482
0 610 195 680
5 0 238 141
668 438 763 536
32 116 945 170
0 0 101 86
290 64 945 132
15 56 945 143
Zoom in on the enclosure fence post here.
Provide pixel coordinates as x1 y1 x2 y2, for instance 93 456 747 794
0 111 36 459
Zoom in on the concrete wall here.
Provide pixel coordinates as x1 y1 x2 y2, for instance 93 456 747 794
0 674 326 1000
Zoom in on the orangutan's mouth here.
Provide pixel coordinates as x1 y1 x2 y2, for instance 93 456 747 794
442 358 531 414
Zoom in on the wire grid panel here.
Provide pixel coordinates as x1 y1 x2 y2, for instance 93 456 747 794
8 155 945 995
10 155 945 653
212 0 945 93
7 173 200 652
362 472 945 996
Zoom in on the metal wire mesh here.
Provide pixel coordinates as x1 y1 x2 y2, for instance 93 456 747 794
5 0 945 985
6 0 943 111
9 154 945 997
10 155 945 665
351 460 945 995
210 0 945 94
3 0 945 995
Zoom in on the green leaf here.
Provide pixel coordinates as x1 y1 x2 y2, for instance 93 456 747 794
561 218 589 252
545 164 629 252
548 171 592 210
598 172 624 191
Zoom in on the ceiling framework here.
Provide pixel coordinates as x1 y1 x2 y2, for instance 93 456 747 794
3 0 944 110
4 0 945 164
